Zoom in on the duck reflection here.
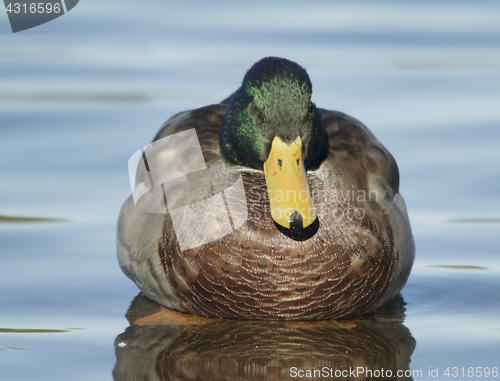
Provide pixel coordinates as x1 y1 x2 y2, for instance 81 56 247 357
113 294 415 381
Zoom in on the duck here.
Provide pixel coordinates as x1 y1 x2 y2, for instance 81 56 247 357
117 57 414 320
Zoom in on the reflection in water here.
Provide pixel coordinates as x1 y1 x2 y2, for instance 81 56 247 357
113 294 415 381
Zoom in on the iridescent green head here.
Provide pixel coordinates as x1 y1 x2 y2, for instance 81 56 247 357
220 57 325 170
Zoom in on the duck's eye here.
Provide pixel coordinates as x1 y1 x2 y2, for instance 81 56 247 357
250 101 258 114
277 159 282 167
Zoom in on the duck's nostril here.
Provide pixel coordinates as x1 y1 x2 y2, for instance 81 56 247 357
289 210 303 231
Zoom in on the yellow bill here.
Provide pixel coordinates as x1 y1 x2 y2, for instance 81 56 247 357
263 136 316 230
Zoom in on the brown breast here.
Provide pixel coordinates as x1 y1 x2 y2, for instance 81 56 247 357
157 169 397 320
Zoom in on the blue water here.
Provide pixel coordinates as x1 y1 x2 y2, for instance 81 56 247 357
1 1 500 380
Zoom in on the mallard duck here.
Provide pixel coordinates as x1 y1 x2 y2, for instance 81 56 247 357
117 57 414 320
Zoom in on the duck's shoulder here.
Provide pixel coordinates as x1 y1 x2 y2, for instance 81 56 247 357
152 104 229 165
318 108 400 195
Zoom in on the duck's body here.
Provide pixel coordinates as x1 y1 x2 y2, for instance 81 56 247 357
117 57 414 320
